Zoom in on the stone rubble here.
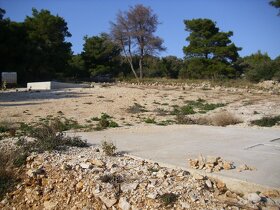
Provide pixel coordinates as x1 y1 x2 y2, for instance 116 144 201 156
188 155 235 173
0 145 279 210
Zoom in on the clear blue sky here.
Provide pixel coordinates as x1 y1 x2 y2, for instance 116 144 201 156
1 0 279 59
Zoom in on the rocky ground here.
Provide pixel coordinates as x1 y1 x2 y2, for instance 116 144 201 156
0 81 280 128
1 139 280 210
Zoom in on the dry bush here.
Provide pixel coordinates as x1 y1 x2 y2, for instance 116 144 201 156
210 111 242 126
0 150 16 198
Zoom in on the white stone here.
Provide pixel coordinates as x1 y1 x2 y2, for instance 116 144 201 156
118 197 131 210
121 182 138 193
80 163 92 169
205 180 212 188
43 201 58 210
245 193 261 203
180 200 190 209
99 195 117 208
147 192 158 199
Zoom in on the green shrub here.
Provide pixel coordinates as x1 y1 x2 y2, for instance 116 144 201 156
159 193 178 206
101 140 117 156
145 118 156 124
251 116 280 127
109 121 119 128
181 105 196 115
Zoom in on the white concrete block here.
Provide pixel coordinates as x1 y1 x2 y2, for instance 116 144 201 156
27 81 88 90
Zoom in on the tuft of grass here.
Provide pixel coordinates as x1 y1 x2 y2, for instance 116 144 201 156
211 112 241 126
127 103 147 114
145 117 156 124
251 116 280 127
109 121 119 128
159 193 178 206
101 140 117 156
95 113 119 130
181 105 196 115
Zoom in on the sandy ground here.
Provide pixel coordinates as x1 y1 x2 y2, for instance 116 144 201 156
0 83 280 128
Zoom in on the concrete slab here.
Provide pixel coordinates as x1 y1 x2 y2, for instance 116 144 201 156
27 81 88 90
73 125 280 192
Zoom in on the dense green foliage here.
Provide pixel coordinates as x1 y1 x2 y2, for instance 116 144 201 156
240 51 280 82
82 33 122 77
0 8 72 83
182 18 241 79
0 7 279 83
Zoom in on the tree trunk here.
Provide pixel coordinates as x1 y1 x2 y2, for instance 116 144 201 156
139 56 143 79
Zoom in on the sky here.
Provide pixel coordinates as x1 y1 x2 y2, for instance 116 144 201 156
1 0 280 59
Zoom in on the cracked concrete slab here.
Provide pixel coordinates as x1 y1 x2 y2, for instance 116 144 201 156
73 125 280 191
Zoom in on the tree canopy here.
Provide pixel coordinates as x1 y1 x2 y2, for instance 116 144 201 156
182 18 241 79
111 4 165 79
270 0 280 15
81 33 121 77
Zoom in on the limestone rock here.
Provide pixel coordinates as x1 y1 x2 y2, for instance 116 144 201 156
118 197 131 210
90 159 105 167
193 173 204 180
80 162 92 169
99 195 117 208
245 193 261 203
43 201 58 210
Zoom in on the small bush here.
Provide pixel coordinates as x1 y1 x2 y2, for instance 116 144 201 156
109 121 119 128
159 193 178 206
181 105 196 115
0 151 16 199
145 117 156 124
251 116 280 127
101 140 117 156
98 118 110 128
211 112 241 126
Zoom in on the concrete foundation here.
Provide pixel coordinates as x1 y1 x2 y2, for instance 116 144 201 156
27 81 88 90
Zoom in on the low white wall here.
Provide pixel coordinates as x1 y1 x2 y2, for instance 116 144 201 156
27 81 88 90
27 82 51 90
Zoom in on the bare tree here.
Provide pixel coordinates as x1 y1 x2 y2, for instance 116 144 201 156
111 4 165 79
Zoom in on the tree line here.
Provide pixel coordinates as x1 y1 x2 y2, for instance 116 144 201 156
0 2 279 84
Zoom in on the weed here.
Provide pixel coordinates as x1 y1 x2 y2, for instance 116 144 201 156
17 123 88 153
101 140 117 156
251 116 280 127
181 105 196 115
0 151 16 199
109 121 119 128
91 117 100 121
159 193 178 206
13 152 28 167
145 117 156 124
0 121 13 133
127 103 147 113
95 113 118 130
